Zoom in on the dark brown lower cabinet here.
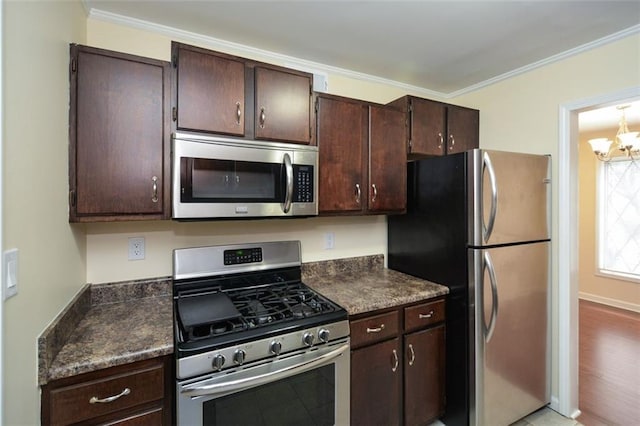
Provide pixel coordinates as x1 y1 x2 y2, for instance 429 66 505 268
404 325 446 426
351 338 402 426
350 298 446 426
41 355 172 426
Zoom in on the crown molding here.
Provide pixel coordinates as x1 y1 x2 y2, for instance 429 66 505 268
86 8 640 100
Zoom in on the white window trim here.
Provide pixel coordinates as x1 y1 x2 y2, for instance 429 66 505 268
594 156 640 284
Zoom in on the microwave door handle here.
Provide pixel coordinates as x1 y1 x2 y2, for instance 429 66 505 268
282 153 294 214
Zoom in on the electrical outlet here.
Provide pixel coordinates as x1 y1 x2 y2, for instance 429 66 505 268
128 237 145 260
3 248 18 300
324 232 335 250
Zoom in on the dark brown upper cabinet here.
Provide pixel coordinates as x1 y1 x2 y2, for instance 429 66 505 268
172 42 314 145
388 96 479 157
68 44 171 222
174 46 245 136
316 94 406 215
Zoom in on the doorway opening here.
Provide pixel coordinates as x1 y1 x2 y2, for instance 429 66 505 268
557 86 640 419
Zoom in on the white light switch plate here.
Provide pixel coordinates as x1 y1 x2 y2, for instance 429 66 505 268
3 248 18 300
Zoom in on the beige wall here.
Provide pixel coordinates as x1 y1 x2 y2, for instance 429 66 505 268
3 1 87 424
578 129 640 310
453 32 640 407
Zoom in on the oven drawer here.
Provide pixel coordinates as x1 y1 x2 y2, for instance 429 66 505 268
404 298 445 332
350 310 399 348
47 362 165 425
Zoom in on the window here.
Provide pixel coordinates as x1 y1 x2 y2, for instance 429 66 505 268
595 157 640 282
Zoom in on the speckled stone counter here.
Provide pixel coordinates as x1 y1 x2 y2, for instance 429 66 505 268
38 278 173 385
303 255 448 316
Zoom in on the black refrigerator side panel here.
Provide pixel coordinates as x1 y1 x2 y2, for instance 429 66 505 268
388 153 468 291
387 152 469 426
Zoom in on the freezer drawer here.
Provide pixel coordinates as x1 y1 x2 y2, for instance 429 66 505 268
468 150 551 246
469 241 550 426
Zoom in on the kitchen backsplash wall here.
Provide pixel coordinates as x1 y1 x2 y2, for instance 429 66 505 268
85 216 387 283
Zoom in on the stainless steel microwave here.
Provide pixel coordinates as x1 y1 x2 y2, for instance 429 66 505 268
172 132 318 219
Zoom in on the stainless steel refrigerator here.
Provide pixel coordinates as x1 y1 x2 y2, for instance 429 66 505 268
388 149 551 426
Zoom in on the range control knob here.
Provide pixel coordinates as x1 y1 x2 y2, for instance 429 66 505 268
302 332 315 347
211 354 225 371
233 349 247 365
270 341 282 356
318 328 331 343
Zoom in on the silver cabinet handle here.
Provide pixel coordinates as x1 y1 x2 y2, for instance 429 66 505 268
89 388 130 404
391 349 399 372
482 152 498 243
366 324 385 333
418 310 434 319
449 134 455 151
259 107 266 128
151 176 158 203
236 102 242 125
408 344 415 366
483 251 499 342
282 153 293 214
371 184 377 203
355 183 361 204
437 132 443 149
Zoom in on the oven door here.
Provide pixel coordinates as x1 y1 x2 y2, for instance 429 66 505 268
172 133 317 219
177 339 349 426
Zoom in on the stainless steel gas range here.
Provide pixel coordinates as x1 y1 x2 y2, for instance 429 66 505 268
173 241 350 426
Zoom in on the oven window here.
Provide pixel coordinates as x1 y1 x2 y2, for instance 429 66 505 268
184 158 283 202
203 364 335 426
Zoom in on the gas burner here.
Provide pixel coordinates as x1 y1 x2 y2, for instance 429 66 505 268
290 303 315 319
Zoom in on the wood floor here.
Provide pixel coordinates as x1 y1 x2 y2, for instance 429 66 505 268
577 299 640 426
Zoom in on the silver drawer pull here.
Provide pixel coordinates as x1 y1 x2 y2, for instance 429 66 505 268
89 388 130 404
391 349 399 372
419 310 435 319
366 324 385 333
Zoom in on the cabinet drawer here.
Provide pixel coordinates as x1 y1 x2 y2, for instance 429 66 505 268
350 311 399 348
48 363 164 425
404 299 445 332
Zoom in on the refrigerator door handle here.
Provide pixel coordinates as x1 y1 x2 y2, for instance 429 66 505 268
482 152 498 243
483 251 499 342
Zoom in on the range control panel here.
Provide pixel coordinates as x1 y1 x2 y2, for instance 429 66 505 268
223 247 263 265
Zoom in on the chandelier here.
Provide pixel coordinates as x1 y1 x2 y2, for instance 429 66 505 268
588 105 640 161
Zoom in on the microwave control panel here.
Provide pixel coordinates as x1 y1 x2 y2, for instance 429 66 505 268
293 165 314 203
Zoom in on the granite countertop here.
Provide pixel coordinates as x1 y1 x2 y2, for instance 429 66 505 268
303 255 449 316
39 254 447 386
38 278 173 385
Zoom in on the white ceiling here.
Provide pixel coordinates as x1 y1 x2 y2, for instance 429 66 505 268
83 0 640 130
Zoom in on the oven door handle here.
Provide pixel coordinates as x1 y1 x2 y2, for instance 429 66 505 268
181 343 349 398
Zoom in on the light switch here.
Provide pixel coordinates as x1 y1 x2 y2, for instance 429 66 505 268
3 248 18 300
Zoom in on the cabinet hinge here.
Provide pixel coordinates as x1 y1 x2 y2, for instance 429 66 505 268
172 107 177 122
172 54 177 68
71 58 77 73
408 104 412 113
69 190 76 207
314 98 319 113
408 140 412 153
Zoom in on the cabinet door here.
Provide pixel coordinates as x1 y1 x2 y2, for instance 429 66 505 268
351 338 402 426
404 325 446 426
316 96 367 213
175 46 245 136
410 98 446 156
368 105 407 213
446 105 479 154
70 45 170 221
255 66 312 144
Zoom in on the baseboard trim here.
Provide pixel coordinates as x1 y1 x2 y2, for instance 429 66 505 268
578 292 640 313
